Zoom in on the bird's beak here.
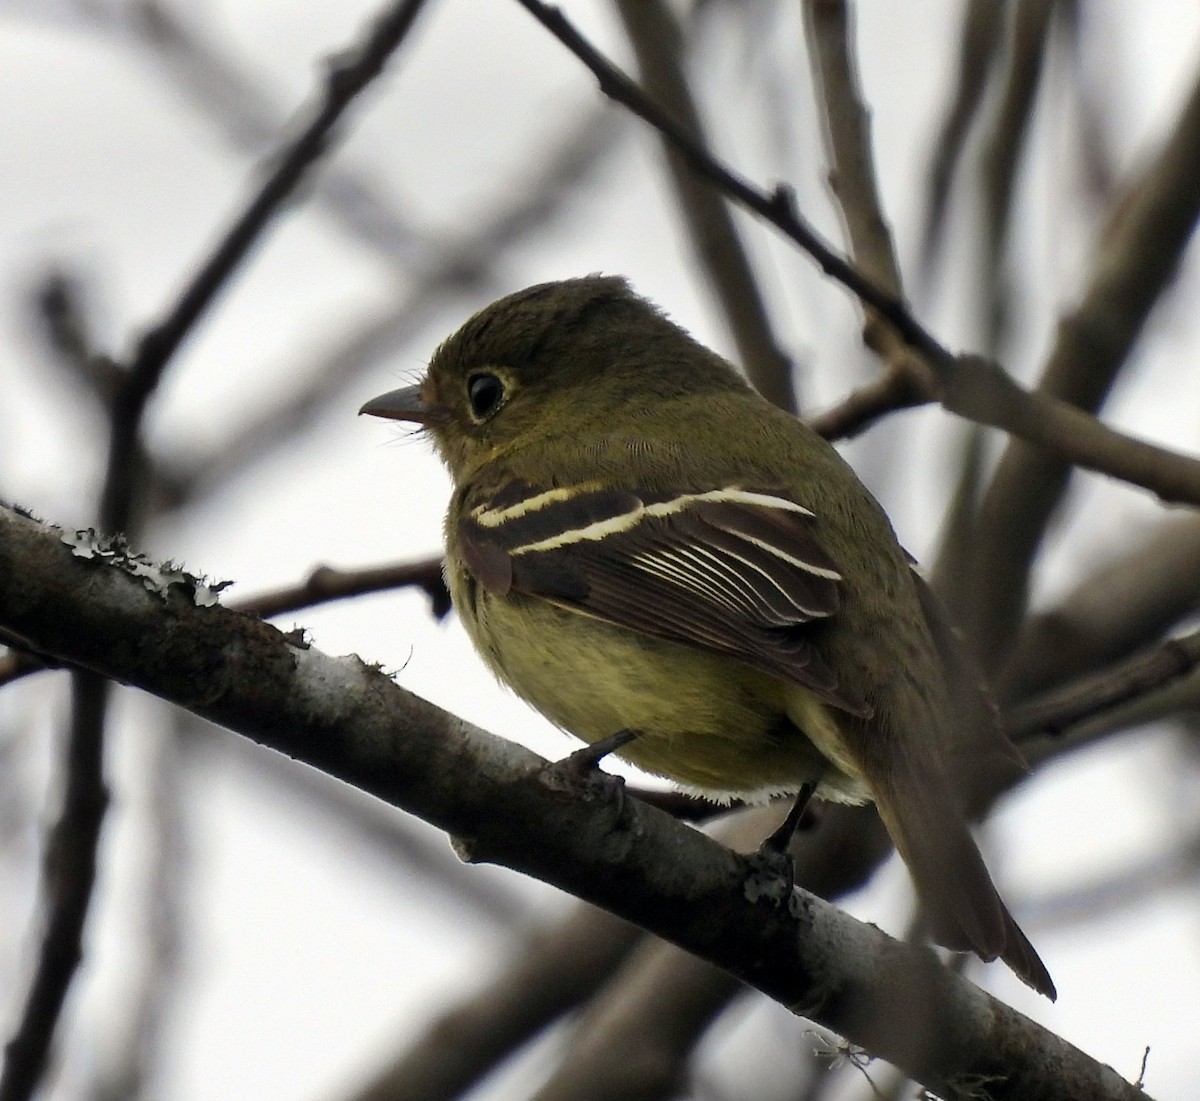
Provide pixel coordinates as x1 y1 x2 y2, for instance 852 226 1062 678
359 384 442 426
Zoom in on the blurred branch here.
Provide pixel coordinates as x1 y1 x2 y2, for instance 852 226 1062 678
129 1 424 267
805 366 926 440
613 0 797 413
30 271 121 405
101 0 432 533
1002 513 1200 702
2 7 433 1100
970 55 1200 667
512 0 1200 508
977 0 1057 349
531 936 738 1101
205 718 529 928
1026 827 1200 931
1007 626 1200 745
0 674 109 1101
0 505 1154 1101
87 714 189 1101
0 650 48 689
801 0 923 445
157 104 623 512
802 0 901 295
919 0 1006 277
344 907 643 1101
231 556 450 620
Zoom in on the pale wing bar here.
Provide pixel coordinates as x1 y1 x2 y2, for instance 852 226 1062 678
460 483 869 715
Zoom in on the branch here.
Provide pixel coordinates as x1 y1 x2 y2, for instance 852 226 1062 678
511 0 1200 508
613 0 797 413
0 506 1154 1101
1002 512 1200 702
342 906 642 1101
970 50 1200 664
0 674 108 1101
1007 626 1200 744
230 556 450 620
919 0 1006 277
101 0 432 532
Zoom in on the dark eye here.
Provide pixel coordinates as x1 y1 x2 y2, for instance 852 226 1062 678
467 373 505 420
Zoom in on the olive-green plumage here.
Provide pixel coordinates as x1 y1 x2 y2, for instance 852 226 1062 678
361 275 1054 999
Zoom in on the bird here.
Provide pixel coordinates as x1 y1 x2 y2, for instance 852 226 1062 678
360 274 1055 999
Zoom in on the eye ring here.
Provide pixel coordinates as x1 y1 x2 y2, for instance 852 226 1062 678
467 373 505 420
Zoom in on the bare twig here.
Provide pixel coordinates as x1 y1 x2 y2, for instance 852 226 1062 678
800 0 921 443
970 55 1200 666
101 0 432 532
511 0 1200 508
343 907 643 1101
231 556 450 620
1007 627 1200 743
0 675 109 1101
531 936 739 1101
977 0 1058 349
919 0 1006 275
802 0 901 296
614 0 797 413
1002 513 1200 702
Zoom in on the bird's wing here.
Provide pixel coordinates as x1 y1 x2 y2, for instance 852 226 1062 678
457 482 871 717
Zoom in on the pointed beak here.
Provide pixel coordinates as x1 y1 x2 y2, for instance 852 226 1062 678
359 384 442 425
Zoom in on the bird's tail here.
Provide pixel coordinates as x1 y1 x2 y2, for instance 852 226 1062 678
872 760 1056 1001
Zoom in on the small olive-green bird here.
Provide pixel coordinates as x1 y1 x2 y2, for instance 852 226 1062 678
361 275 1054 999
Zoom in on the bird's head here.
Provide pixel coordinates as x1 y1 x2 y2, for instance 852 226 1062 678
359 275 748 481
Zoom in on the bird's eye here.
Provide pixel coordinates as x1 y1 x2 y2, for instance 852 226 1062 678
467 373 505 420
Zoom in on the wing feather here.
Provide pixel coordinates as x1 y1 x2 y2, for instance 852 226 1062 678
459 483 869 716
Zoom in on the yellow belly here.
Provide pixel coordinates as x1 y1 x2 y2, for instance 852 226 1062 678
459 579 871 805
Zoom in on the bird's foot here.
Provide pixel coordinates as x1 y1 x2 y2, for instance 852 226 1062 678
541 729 641 820
743 782 816 907
557 728 641 775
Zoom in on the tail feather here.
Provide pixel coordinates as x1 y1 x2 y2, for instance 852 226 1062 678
873 771 1057 1001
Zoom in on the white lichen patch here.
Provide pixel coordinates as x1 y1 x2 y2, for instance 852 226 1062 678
61 528 231 607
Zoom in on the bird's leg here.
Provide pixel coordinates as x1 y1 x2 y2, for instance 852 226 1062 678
744 782 817 903
761 781 817 855
556 728 641 776
544 729 641 822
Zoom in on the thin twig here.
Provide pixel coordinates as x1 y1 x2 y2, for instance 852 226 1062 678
1007 627 1200 743
0 675 109 1101
614 0 797 412
101 0 432 532
512 0 1200 508
919 0 1006 277
802 0 901 296
1002 513 1200 703
232 557 450 620
977 0 1058 350
342 907 643 1101
969 54 1200 666
1 6 433 1099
